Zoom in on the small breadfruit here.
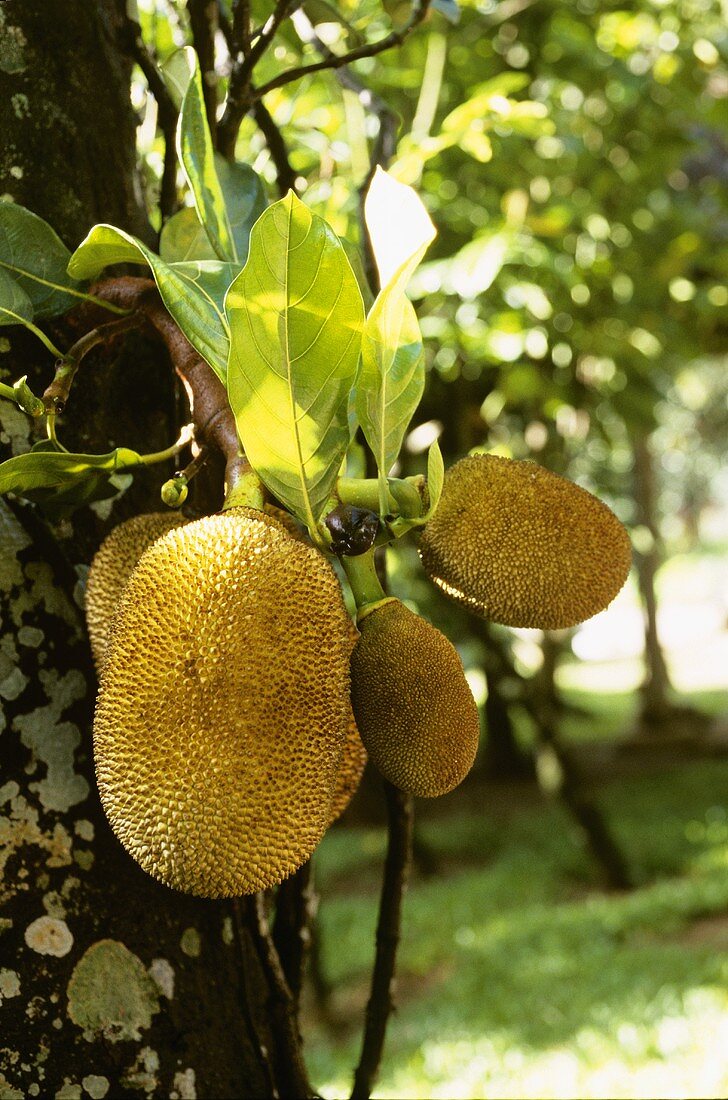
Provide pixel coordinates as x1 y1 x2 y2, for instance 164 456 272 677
350 599 479 798
85 512 188 670
94 508 353 898
419 454 631 630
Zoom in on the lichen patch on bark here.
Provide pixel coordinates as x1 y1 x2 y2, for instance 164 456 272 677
66 940 160 1043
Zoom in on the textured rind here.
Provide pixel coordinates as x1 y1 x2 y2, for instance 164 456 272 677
85 512 188 670
419 454 632 630
350 600 480 798
94 508 353 897
327 619 368 824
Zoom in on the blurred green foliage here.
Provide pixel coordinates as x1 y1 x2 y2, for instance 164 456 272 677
308 757 728 1098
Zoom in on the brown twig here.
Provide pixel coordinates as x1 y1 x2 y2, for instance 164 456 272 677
253 101 298 195
122 19 180 220
245 892 315 1098
232 898 280 1098
217 0 300 158
350 780 414 1100
75 276 248 493
42 314 142 413
271 861 316 1011
253 0 432 101
188 0 220 141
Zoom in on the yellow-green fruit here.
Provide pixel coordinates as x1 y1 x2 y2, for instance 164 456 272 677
420 454 631 630
94 508 353 897
350 599 479 798
327 619 368 824
85 512 188 670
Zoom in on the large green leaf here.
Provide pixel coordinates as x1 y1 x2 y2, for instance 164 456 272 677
357 292 425 490
0 447 142 515
160 163 266 265
357 170 435 497
0 268 33 326
215 157 267 263
164 48 237 262
0 202 83 317
159 207 218 262
226 192 365 531
68 225 235 382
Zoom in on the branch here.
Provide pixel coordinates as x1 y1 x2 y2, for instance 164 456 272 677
253 101 298 195
272 861 316 1010
231 898 280 1098
245 891 315 1098
253 0 432 101
42 314 142 413
74 277 248 493
121 19 180 221
350 779 414 1100
188 0 220 141
217 0 300 158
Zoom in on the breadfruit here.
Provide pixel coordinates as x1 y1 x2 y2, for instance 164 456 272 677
350 599 479 798
94 507 353 897
419 454 631 630
85 512 188 671
327 619 368 824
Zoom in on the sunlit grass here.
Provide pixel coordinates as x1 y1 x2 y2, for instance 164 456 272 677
305 761 728 1099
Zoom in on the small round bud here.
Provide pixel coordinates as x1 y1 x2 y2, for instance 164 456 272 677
161 475 188 508
13 376 45 418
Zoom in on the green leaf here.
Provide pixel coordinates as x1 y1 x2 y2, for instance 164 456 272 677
363 167 436 291
0 447 142 515
358 170 435 503
357 292 425 491
165 47 237 262
0 202 83 317
159 207 218 262
215 157 267 264
0 268 33 326
426 438 444 517
68 225 235 382
226 192 365 531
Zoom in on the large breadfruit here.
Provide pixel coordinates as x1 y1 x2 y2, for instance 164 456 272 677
85 512 188 670
94 507 353 897
419 454 631 630
328 619 368 824
350 599 479 798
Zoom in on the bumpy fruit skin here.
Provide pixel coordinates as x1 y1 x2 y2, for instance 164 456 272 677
350 599 479 798
94 508 353 898
419 454 631 630
327 618 368 824
85 512 187 670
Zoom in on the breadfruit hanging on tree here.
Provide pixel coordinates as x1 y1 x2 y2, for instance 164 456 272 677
85 511 189 670
419 454 632 630
94 507 354 898
350 598 480 798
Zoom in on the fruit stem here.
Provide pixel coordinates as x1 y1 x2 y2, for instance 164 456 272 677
341 549 388 612
338 477 397 515
222 468 266 512
139 422 194 465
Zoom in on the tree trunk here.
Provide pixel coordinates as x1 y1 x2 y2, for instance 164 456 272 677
0 5 272 1096
631 431 674 728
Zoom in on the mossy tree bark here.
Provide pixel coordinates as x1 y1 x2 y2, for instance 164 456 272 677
0 4 273 1096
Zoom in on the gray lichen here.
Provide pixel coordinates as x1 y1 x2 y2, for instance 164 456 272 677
67 940 160 1043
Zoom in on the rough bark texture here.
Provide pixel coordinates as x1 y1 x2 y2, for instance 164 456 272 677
0 0 151 248
0 4 272 1096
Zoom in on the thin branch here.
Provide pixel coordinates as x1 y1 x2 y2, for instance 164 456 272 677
74 277 248 493
253 101 298 195
42 314 142 413
122 19 180 221
245 892 315 1099
253 0 432 101
232 898 280 1098
217 0 300 157
272 861 316 1010
350 780 414 1100
188 0 220 141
